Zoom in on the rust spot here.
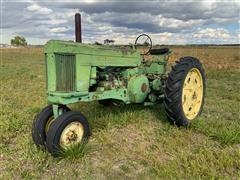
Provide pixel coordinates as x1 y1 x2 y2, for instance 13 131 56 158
141 83 147 93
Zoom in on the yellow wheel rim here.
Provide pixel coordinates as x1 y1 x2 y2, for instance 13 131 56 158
182 68 203 120
45 116 54 135
60 122 84 149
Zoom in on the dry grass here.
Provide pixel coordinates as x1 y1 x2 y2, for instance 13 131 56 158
0 46 240 179
169 46 240 70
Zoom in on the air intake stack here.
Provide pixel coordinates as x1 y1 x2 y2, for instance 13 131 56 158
75 13 82 43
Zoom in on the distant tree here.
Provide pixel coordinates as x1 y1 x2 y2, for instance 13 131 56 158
11 36 27 46
104 39 115 45
143 41 150 46
94 41 102 45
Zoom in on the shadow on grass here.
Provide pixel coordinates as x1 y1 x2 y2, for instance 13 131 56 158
71 102 171 133
28 102 172 159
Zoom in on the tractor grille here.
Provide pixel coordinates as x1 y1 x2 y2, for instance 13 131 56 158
55 54 76 92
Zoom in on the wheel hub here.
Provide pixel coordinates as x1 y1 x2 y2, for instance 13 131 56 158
60 122 84 148
66 130 78 141
182 68 203 120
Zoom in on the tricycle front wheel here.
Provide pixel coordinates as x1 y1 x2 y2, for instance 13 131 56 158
32 104 70 148
46 111 91 157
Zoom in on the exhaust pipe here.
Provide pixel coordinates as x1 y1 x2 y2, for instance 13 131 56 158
75 13 82 43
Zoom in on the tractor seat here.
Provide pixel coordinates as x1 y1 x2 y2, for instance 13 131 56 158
149 48 170 55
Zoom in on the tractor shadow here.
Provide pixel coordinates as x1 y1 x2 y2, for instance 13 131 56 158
71 102 170 132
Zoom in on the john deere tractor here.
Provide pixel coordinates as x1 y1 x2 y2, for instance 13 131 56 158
32 14 205 156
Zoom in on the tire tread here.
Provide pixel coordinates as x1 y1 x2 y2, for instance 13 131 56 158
164 56 206 126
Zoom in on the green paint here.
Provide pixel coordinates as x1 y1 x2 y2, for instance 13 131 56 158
44 40 170 117
152 79 162 91
76 65 91 91
45 53 56 91
127 75 149 103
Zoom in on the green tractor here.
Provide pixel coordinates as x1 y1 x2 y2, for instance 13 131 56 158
32 14 206 156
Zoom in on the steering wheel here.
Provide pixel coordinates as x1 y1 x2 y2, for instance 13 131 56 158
134 34 152 55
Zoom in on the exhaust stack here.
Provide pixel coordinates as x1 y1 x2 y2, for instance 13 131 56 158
75 13 82 43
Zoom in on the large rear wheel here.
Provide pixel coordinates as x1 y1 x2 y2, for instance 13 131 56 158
164 57 206 126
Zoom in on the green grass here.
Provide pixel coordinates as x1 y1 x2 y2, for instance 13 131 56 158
0 48 240 179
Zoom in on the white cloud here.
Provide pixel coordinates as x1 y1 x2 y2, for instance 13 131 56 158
26 3 53 14
157 15 206 29
193 28 231 39
39 19 68 26
150 32 189 45
50 27 69 33
26 4 40 11
84 0 96 3
150 32 172 43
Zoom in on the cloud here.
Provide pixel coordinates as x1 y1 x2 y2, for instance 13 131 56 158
50 27 69 33
192 28 239 44
193 28 231 39
58 0 240 20
26 3 53 14
1 0 239 45
89 12 207 34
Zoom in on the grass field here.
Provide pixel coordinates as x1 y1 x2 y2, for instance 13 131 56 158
0 46 240 179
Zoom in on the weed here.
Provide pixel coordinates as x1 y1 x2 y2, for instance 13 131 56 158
58 140 91 160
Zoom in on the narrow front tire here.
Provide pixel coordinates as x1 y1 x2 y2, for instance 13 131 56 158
46 111 90 157
32 105 70 147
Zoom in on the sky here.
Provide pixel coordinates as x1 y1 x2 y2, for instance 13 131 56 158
1 0 240 45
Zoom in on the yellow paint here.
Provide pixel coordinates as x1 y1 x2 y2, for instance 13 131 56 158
45 116 54 135
182 68 203 120
60 122 84 148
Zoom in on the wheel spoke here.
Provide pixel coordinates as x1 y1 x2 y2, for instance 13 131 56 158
183 94 192 109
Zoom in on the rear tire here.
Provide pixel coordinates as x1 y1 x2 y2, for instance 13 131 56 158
32 105 70 147
46 111 90 157
164 57 206 126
